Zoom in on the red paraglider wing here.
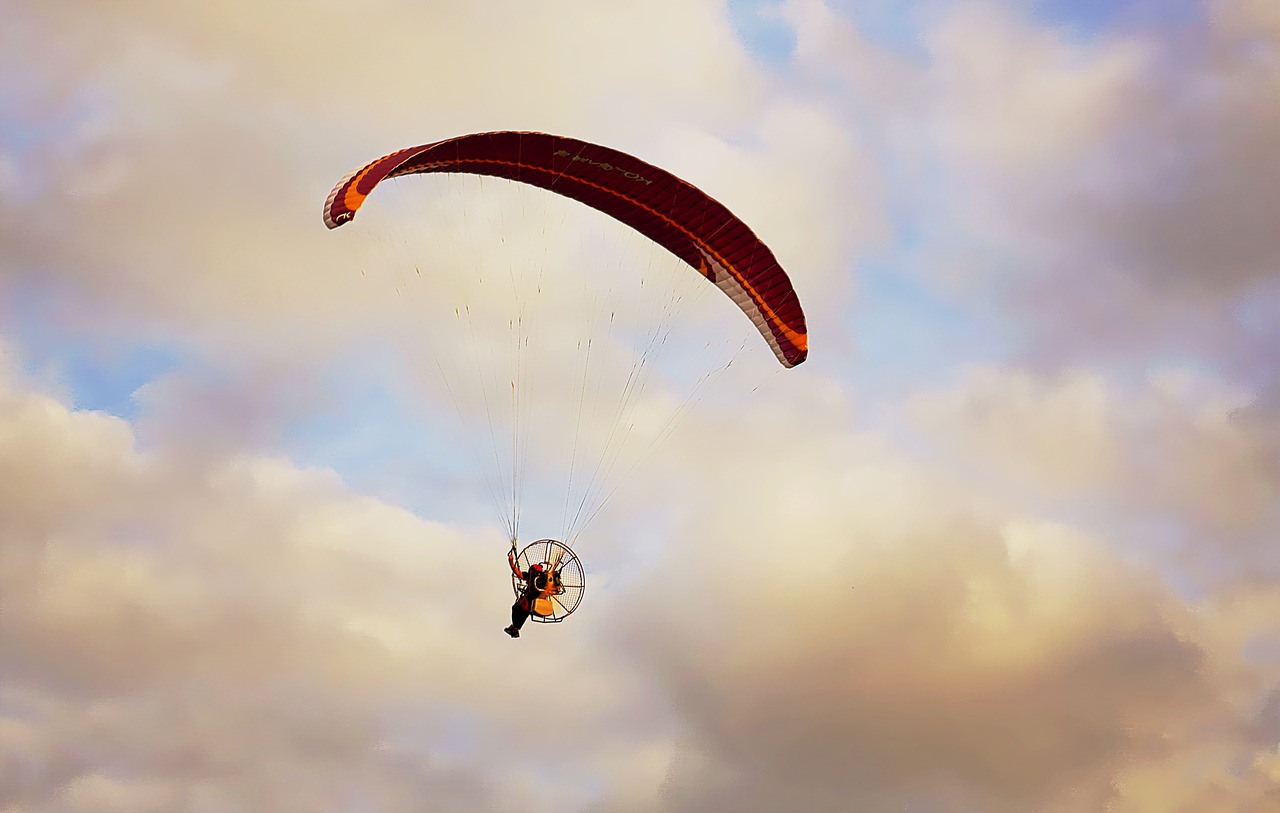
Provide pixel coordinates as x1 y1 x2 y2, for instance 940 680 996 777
324 131 807 367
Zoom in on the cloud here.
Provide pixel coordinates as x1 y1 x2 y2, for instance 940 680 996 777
786 0 1280 377
0 342 649 812
604 434 1222 810
4 1 1280 811
907 364 1122 492
936 0 1280 369
552 358 1277 811
906 363 1280 586
2 311 1277 812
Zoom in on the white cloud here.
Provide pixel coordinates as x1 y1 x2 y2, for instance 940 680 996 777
907 363 1279 551
907 365 1121 492
4 1 1280 811
0 345 649 811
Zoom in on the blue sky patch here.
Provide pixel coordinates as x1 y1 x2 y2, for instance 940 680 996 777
4 281 182 420
1031 0 1204 40
727 0 797 66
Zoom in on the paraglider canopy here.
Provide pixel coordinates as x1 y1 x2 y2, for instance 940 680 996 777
324 130 807 367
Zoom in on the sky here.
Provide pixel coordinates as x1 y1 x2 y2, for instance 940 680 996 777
1 0 1278 811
